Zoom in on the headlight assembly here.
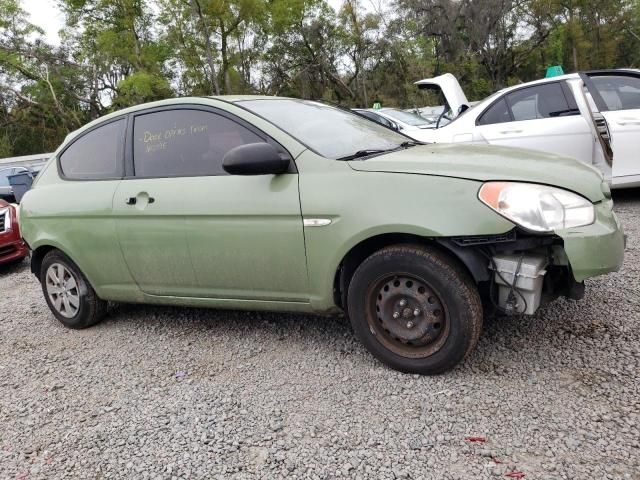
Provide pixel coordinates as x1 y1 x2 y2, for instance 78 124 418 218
478 182 595 233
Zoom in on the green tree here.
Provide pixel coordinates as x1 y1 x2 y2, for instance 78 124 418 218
160 0 268 95
338 0 384 106
0 0 84 154
2 0 640 157
59 0 173 110
262 1 352 100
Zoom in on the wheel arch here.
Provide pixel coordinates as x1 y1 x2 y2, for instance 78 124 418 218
332 233 487 311
29 241 94 288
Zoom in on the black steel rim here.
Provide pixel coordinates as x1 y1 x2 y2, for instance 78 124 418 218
366 273 450 358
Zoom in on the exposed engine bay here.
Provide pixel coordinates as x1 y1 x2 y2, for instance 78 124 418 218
438 229 585 316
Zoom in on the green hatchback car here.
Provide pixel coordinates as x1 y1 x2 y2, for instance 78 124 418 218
19 97 625 374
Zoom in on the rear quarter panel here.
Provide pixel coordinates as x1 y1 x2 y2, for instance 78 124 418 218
19 164 138 301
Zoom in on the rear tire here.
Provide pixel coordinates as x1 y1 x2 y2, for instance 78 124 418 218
347 244 482 374
40 250 107 329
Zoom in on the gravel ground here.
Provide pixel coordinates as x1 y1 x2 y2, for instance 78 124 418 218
1 190 639 480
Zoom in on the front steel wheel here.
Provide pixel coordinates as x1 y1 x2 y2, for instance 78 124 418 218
370 274 450 359
347 245 483 375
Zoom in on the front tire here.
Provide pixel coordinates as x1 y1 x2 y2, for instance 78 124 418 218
347 244 482 374
40 250 107 329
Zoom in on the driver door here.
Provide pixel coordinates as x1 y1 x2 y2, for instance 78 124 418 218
113 106 309 301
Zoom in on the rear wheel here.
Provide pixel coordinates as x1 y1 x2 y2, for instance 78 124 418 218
347 244 482 374
40 250 107 329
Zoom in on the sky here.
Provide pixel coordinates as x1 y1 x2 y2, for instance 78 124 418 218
21 0 356 46
23 0 65 45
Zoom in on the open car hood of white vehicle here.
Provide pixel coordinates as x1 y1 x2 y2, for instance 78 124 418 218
414 73 469 118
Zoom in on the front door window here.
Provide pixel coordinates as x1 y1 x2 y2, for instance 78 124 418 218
133 109 265 177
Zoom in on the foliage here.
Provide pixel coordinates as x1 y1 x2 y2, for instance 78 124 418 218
1 0 638 156
112 71 174 108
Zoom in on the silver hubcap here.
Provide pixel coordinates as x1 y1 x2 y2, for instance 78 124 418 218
45 263 80 318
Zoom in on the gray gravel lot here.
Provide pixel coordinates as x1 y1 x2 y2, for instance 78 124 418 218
1 191 639 480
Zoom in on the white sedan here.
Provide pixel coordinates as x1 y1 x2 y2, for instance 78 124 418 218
415 69 640 189
353 108 436 142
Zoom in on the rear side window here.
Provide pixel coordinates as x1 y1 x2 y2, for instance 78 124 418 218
133 109 265 178
59 119 125 179
590 75 640 111
477 98 511 125
0 169 12 186
506 83 574 120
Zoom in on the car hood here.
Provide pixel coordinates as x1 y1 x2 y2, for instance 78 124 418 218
348 143 606 202
414 73 470 118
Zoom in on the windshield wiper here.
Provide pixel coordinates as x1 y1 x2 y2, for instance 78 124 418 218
399 141 422 147
338 142 423 161
337 149 390 161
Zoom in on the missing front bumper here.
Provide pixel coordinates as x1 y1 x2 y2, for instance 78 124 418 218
491 254 547 315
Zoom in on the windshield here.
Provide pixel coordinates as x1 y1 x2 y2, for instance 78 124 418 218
381 109 434 126
238 99 410 159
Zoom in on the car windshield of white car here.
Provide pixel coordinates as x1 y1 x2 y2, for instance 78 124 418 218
238 99 409 159
382 109 433 126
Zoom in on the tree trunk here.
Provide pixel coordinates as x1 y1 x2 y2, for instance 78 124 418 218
191 0 220 95
221 29 231 94
568 5 579 71
361 67 368 107
90 64 100 119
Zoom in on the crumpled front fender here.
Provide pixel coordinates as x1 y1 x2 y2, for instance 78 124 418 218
557 200 625 282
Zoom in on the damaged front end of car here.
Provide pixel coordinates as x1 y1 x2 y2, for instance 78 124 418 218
431 178 626 316
437 229 589 316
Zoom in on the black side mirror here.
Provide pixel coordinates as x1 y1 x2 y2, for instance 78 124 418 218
223 143 290 175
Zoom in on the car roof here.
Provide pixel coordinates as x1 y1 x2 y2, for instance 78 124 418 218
213 95 293 102
358 108 402 114
493 73 580 96
491 68 640 96
61 95 301 146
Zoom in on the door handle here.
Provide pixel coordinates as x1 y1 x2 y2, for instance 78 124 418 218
125 195 155 206
499 129 523 134
616 119 640 126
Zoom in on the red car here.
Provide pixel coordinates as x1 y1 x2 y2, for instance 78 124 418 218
0 200 29 266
